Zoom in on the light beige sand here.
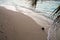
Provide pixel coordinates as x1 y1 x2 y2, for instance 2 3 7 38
0 6 47 40
17 6 53 32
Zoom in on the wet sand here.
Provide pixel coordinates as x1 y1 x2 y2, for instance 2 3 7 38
0 6 47 40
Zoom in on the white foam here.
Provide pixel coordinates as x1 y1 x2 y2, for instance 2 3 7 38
0 5 17 11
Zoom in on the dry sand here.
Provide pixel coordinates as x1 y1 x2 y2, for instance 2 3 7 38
17 6 53 32
0 6 47 40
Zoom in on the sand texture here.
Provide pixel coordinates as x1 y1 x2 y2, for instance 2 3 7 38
0 6 47 40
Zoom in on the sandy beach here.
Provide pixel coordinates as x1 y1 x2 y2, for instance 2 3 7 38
0 0 60 40
0 6 47 40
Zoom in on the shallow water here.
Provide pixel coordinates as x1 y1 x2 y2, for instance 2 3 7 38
0 0 60 12
0 0 60 18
